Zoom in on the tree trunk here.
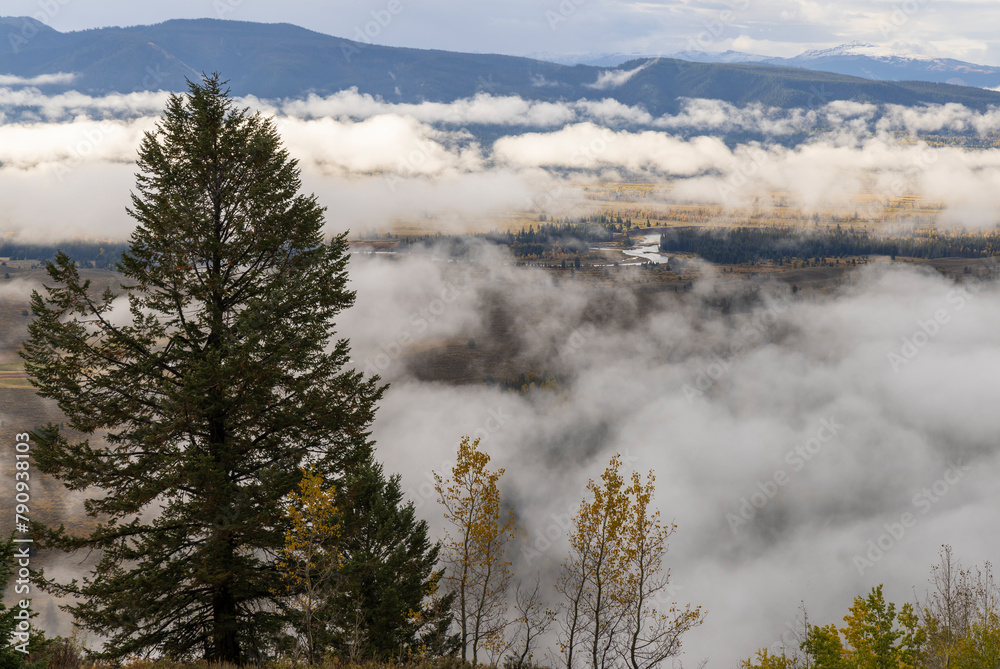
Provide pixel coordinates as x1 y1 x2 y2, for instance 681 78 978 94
212 580 242 664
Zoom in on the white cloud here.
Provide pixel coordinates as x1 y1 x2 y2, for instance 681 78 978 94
341 253 1000 668
583 58 657 90
494 122 736 175
0 118 156 168
8 90 1000 244
0 73 76 86
275 115 483 176
7 83 1000 666
0 87 172 120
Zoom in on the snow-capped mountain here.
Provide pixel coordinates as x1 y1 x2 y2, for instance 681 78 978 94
521 50 769 67
533 42 1000 89
792 41 932 61
719 42 1000 88
667 49 772 64
778 42 1000 87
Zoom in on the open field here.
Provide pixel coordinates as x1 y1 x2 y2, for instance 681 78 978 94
0 362 29 388
347 183 950 241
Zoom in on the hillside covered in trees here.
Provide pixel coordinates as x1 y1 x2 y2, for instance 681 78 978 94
3 17 1000 123
659 226 1000 264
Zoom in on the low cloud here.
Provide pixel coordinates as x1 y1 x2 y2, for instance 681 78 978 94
0 72 76 86
583 58 657 90
338 250 1000 667
0 118 156 168
0 277 40 301
0 87 171 121
6 85 1000 666
493 122 735 174
3 83 999 135
6 88 1000 246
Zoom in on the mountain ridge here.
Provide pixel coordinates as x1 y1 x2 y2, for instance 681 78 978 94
2 17 1000 120
551 42 1000 88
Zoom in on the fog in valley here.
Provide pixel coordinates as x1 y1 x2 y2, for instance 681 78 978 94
3 85 1000 666
5 87 1000 241
344 250 1000 666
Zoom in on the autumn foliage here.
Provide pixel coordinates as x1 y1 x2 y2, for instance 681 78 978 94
433 442 704 669
434 437 515 664
277 468 343 664
556 454 704 669
742 546 1000 669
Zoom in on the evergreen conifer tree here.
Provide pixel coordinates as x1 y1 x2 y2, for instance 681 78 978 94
332 461 458 659
21 74 383 664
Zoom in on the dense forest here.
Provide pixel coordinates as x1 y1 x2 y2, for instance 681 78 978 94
389 217 635 261
659 225 1000 264
0 241 126 268
11 222 1000 272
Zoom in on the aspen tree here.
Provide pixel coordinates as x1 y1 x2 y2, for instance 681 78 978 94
557 454 631 669
435 436 515 663
558 455 703 669
621 469 704 669
277 468 341 665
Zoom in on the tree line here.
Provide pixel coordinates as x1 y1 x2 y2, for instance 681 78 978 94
0 242 127 268
659 226 1000 264
394 218 629 261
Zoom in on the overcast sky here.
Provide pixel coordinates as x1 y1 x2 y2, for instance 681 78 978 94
3 0 1000 64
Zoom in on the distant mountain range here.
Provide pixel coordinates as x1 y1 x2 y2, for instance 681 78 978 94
2 18 1000 120
529 41 1000 89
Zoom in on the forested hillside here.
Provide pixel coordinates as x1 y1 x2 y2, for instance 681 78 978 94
3 17 1000 117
